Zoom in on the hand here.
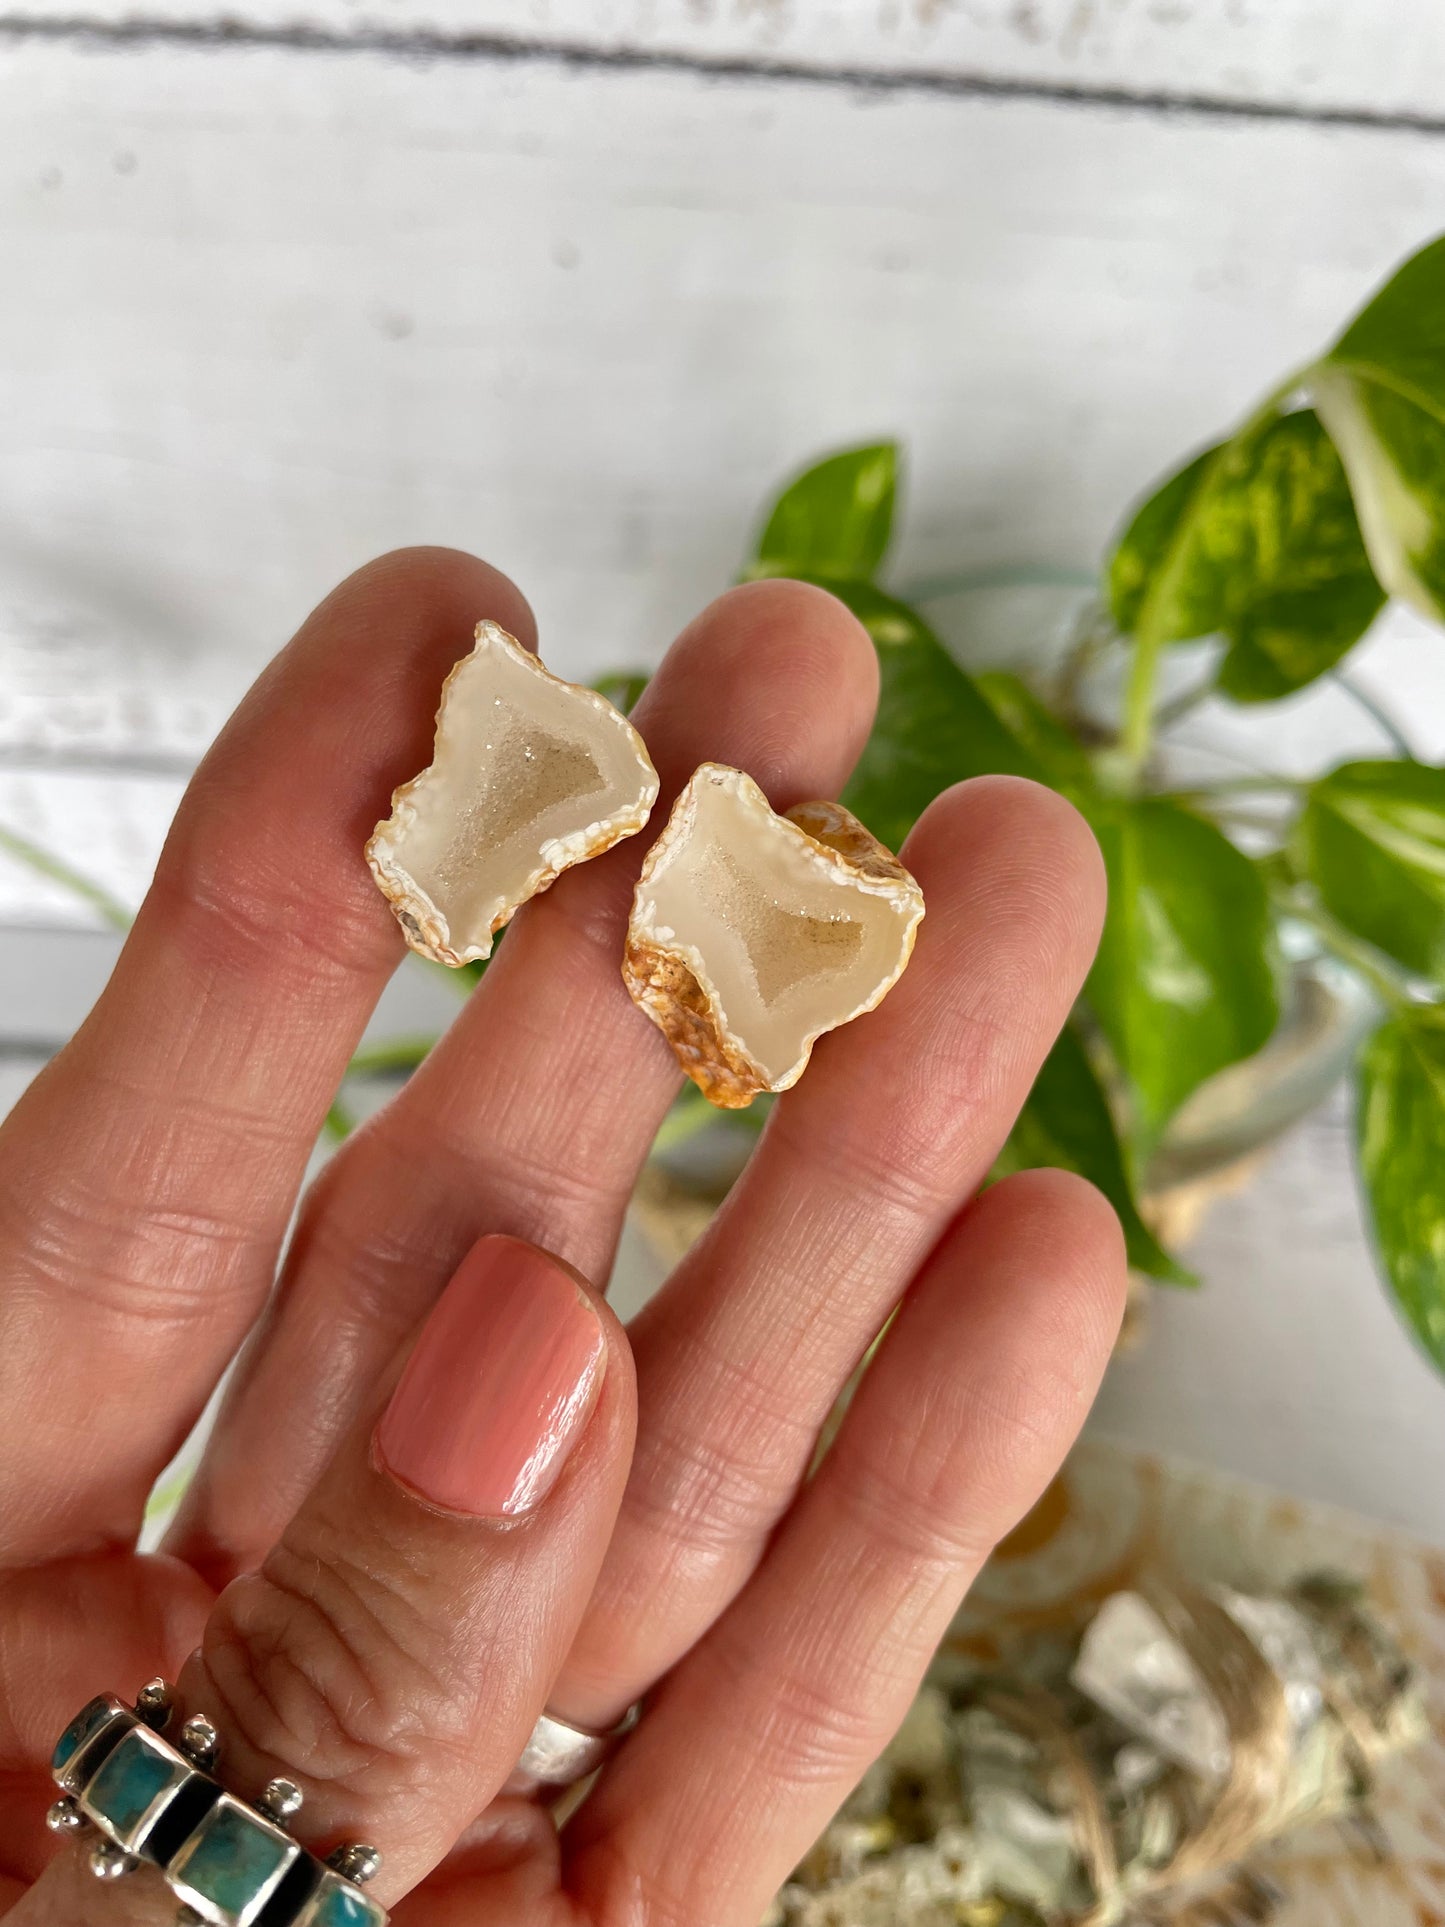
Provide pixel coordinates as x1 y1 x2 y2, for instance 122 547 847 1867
0 551 1125 1926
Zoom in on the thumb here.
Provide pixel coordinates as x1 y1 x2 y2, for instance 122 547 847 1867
172 1235 636 1900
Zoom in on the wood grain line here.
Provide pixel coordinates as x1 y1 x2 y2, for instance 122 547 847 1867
3 12 1445 140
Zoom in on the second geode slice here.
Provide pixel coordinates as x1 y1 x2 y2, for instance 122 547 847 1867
623 764 924 1107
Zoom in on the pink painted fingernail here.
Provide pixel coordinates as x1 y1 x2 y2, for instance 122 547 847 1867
376 1234 606 1519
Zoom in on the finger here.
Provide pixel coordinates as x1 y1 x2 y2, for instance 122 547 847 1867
0 549 533 1565
172 1235 636 1900
389 1816 563 1927
551 776 1106 1724
565 1170 1127 1927
174 580 879 1586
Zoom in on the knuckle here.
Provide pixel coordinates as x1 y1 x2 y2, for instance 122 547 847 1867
197 1519 471 1803
0 1115 282 1337
765 1040 998 1227
740 1657 898 1789
788 1118 962 1224
578 1837 701 1927
697 1618 912 1798
626 1409 808 1559
534 861 634 969
150 821 389 990
954 1348 1092 1528
830 1458 998 1575
288 1174 444 1355
294 1132 620 1347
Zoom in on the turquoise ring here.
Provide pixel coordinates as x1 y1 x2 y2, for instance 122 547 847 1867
48 1684 388 1927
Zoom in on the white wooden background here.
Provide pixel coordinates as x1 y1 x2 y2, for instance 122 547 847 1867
2 0 1445 1539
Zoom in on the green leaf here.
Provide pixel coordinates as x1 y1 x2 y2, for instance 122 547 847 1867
1088 799 1279 1140
1355 1003 1445 1371
821 582 1047 852
1330 234 1445 420
752 444 898 582
1313 370 1445 621
1107 411 1384 701
1295 760 1445 977
415 951 489 995
1108 446 1215 636
1001 1022 1196 1285
1316 234 1445 620
728 1090 775 1134
975 670 1098 800
0 822 134 932
344 1035 439 1078
593 669 650 716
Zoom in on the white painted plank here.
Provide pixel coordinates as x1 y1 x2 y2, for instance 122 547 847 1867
4 42 1445 918
0 769 183 925
0 922 465 1043
9 3 1445 124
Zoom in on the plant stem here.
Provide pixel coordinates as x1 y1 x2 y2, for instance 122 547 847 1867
1329 670 1414 758
1159 775 1307 804
323 1099 357 1143
1154 676 1216 731
901 563 1098 601
651 1085 722 1155
1052 601 1113 735
415 954 487 995
1207 807 1295 835
344 1035 438 1078
0 823 134 932
1279 894 1414 1012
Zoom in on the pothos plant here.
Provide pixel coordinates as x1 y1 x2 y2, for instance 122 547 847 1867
706 231 1445 1371
9 237 1445 1375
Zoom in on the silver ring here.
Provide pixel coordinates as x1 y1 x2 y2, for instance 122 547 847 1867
505 1703 641 1797
48 1681 387 1925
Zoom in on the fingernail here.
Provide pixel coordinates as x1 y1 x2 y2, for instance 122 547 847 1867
376 1234 606 1519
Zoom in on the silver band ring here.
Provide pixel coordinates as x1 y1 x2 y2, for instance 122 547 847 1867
506 1703 641 1797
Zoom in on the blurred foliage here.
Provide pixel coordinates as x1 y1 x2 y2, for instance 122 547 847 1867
1108 411 1386 703
1294 761 1445 978
750 441 898 584
822 581 1042 851
996 1026 1195 1287
1357 1006 1445 1369
1086 799 1279 1147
